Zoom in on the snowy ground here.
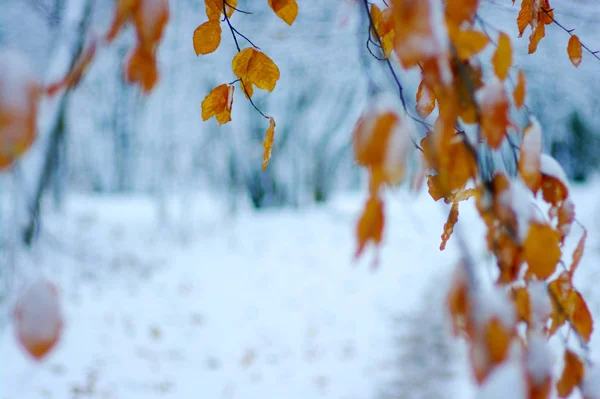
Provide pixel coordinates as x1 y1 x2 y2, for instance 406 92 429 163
2 180 600 399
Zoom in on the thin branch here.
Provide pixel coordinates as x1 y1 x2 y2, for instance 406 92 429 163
366 38 386 61
231 26 260 49
542 7 600 63
223 1 252 15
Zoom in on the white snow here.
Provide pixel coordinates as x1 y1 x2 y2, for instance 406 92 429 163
527 281 551 332
582 362 600 399
526 331 552 386
498 177 537 243
473 286 515 330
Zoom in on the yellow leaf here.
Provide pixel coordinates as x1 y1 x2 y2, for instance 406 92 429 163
492 33 512 81
567 35 582 68
232 48 280 92
268 0 298 26
513 69 526 109
440 202 459 250
446 0 479 25
569 228 586 278
528 22 545 54
124 45 158 93
201 84 234 125
353 111 397 168
556 350 585 398
479 81 510 149
523 222 561 279
511 287 531 324
371 4 395 58
205 0 236 20
193 20 222 55
262 117 276 170
416 80 436 117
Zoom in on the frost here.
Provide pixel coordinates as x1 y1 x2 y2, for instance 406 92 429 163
526 331 552 385
527 281 551 330
540 154 569 189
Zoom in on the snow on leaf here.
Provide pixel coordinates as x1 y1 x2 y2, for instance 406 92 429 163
557 350 585 398
355 195 385 259
13 279 63 360
540 154 569 206
201 84 234 125
416 80 436 117
477 80 510 149
268 0 298 26
262 117 276 170
193 20 222 55
523 222 561 279
569 227 586 278
492 32 512 81
528 281 552 330
440 202 459 250
528 21 545 54
232 48 280 93
526 331 553 393
567 35 583 68
518 118 542 194
513 69 526 109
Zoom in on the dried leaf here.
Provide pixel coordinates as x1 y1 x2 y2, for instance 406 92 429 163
370 4 395 58
478 81 510 149
446 0 479 24
570 228 586 278
133 0 169 51
106 0 137 42
232 48 280 92
567 290 593 342
201 84 235 125
485 317 512 365
440 202 459 250
262 117 276 170
268 0 298 26
492 32 512 81
567 35 583 68
512 287 531 324
528 22 545 54
193 20 222 55
124 46 158 93
513 69 526 109
556 350 585 398
205 0 236 20
353 111 398 168
355 195 385 259
517 0 533 37
416 80 436 117
523 222 561 279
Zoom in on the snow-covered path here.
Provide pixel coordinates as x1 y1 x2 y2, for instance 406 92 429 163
4 180 600 399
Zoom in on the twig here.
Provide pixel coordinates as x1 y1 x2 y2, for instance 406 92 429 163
223 1 252 15
542 7 600 63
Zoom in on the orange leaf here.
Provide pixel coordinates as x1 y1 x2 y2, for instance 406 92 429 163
446 0 479 25
47 37 98 96
268 0 298 26
540 154 569 206
13 279 63 360
201 84 235 125
370 4 395 58
492 32 512 81
512 287 531 324
570 228 586 278
518 118 542 193
232 48 280 92
262 117 276 170
557 350 585 398
450 28 489 61
133 0 169 51
416 80 436 117
513 69 526 109
528 22 545 54
124 46 158 93
205 0 236 20
567 35 583 68
485 317 512 365
478 81 510 149
106 0 138 42
440 202 459 250
193 20 222 55
517 0 533 38
355 195 385 259
353 111 398 168
568 290 593 342
523 222 561 279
